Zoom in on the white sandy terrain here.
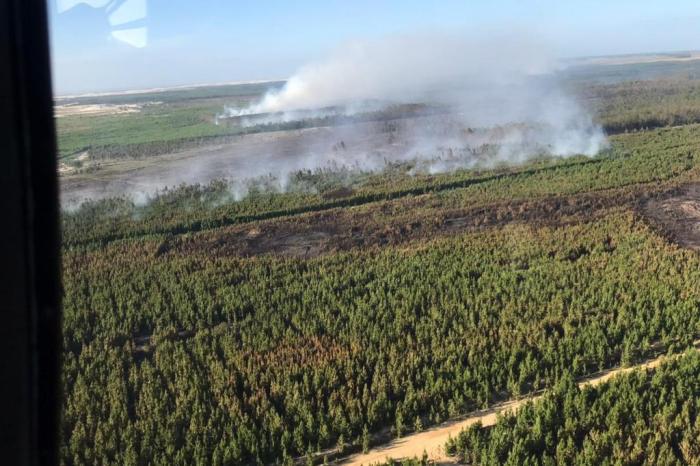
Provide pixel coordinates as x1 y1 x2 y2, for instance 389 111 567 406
576 51 700 67
54 79 282 101
54 103 144 117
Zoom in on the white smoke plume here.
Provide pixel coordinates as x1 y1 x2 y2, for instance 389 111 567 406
234 34 552 114
223 32 606 161
62 32 608 208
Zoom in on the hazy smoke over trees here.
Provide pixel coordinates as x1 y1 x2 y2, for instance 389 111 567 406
227 32 607 165
63 32 609 207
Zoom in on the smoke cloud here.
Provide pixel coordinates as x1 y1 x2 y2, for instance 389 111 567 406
224 32 606 161
63 32 608 208
240 34 553 114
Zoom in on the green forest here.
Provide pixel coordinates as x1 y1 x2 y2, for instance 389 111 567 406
61 209 700 464
57 72 700 465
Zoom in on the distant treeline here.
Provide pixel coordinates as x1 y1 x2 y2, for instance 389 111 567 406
564 58 700 85
586 78 700 133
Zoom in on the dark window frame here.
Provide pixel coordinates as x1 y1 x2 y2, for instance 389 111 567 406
0 0 61 465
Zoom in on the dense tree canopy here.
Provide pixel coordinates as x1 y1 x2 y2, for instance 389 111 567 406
60 210 700 464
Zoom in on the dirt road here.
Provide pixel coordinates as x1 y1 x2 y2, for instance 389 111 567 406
341 341 700 465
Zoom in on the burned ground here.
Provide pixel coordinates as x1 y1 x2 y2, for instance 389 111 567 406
641 182 700 251
164 183 673 259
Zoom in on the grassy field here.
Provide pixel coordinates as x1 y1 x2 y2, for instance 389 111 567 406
57 99 256 159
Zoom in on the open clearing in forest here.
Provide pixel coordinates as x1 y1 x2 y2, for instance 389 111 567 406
54 103 146 117
339 340 700 466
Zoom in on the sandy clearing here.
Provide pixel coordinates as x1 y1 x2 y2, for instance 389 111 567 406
54 103 144 117
54 79 281 101
576 51 700 67
341 340 700 466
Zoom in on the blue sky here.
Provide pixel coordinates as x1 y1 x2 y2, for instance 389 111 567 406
49 0 700 94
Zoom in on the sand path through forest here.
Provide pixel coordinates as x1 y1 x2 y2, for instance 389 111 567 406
341 340 700 465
